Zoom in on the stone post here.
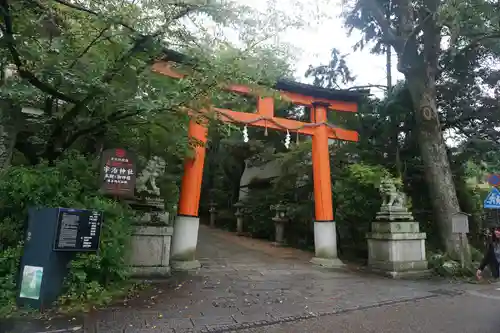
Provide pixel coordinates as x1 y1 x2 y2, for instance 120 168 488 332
209 201 217 228
234 201 244 235
271 204 289 246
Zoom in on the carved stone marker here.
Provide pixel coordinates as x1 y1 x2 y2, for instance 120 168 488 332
366 175 429 278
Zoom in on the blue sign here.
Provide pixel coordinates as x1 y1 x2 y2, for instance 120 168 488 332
488 174 500 186
484 187 500 209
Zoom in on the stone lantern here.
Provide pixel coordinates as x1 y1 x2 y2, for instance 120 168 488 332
208 201 217 228
271 203 289 246
234 201 245 235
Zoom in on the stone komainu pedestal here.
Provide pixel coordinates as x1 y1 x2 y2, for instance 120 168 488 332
366 206 429 278
128 208 173 277
130 222 173 277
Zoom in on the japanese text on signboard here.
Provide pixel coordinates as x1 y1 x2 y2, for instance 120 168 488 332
99 149 136 197
103 161 134 184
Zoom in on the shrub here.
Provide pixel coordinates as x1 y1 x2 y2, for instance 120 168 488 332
333 163 389 255
428 251 476 278
0 153 134 316
0 244 23 317
58 196 134 312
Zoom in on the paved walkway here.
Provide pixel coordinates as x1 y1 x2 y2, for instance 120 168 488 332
88 225 471 333
7 225 500 333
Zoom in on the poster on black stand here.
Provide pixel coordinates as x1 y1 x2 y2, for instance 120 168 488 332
53 208 103 252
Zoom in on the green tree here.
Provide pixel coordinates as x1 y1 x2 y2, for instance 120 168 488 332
339 0 500 256
0 0 315 315
0 0 303 167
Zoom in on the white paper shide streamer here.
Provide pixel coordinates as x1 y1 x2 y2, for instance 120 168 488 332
243 125 249 143
284 130 290 149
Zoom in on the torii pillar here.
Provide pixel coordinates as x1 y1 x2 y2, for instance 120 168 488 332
170 119 207 270
309 101 344 268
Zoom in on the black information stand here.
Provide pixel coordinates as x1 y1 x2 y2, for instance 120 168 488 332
17 207 103 310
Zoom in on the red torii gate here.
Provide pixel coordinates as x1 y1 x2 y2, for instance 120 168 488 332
151 56 363 269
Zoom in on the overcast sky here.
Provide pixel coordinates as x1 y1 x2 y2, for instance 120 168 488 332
232 0 404 96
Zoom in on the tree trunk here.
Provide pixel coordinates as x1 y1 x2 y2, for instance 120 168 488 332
0 123 16 169
0 105 21 169
406 72 470 259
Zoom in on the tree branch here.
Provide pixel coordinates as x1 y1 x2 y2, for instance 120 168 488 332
61 110 141 152
362 0 401 52
401 12 433 58
48 25 111 105
51 3 198 128
43 36 163 158
68 26 110 70
0 0 78 104
453 32 500 57
51 0 137 32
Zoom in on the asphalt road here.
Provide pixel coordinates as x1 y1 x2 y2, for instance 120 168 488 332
233 289 500 333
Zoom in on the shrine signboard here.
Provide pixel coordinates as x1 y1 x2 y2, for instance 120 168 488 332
53 208 103 252
99 148 136 198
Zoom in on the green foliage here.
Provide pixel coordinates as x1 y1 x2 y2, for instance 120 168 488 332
1 0 302 168
234 139 391 255
0 154 134 316
340 0 500 256
242 184 281 240
0 245 23 317
305 48 356 89
0 0 319 319
334 163 389 251
427 252 476 278
58 197 133 312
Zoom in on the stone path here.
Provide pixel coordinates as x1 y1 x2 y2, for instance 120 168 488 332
7 225 499 333
88 225 468 333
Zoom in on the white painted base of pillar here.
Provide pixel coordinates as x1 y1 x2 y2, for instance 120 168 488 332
313 221 339 258
312 221 344 267
170 215 200 270
310 257 345 268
